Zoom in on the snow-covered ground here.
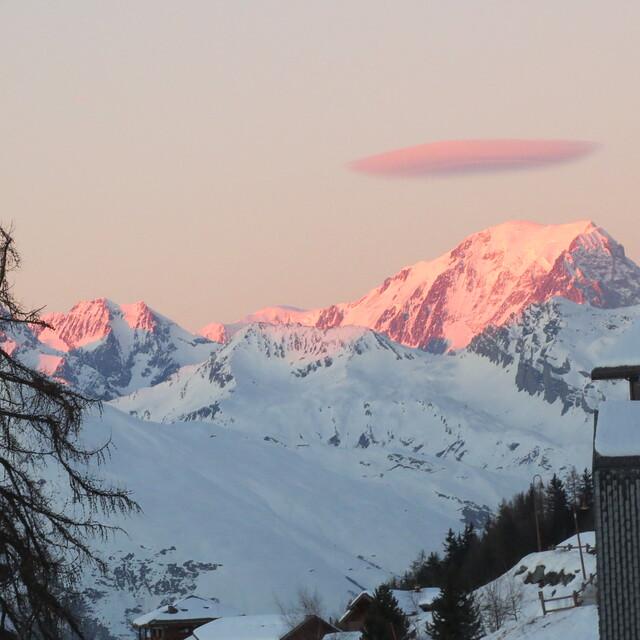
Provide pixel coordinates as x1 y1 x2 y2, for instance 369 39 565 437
76 404 525 637
475 533 598 640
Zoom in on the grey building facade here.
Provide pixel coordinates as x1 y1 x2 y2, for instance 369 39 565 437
593 396 640 640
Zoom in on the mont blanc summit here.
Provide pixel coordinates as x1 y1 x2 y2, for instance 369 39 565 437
200 221 640 351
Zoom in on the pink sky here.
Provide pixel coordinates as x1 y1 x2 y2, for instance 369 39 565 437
1 2 639 331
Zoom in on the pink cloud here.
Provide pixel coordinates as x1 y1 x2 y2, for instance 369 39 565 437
350 139 598 177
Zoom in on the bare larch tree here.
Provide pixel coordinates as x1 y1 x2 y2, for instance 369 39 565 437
0 225 138 639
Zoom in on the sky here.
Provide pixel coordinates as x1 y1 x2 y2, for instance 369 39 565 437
1 1 639 331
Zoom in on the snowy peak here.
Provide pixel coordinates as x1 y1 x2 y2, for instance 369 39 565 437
198 307 316 344
120 300 157 331
228 322 376 363
38 298 115 351
200 221 634 352
232 305 313 326
37 298 160 351
198 321 228 344
32 298 219 399
312 220 640 350
454 219 598 271
542 224 640 308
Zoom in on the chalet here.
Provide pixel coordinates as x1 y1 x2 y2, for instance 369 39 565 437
133 595 242 640
186 613 337 640
337 589 439 632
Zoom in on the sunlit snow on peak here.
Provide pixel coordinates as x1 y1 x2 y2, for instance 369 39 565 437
201 220 631 352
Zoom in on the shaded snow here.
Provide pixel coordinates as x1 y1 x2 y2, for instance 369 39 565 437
78 405 519 637
595 400 640 456
114 322 593 474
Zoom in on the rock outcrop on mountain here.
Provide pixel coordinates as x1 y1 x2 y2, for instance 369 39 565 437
468 296 639 413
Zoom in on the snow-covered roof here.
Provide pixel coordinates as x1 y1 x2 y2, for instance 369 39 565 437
189 614 286 640
339 588 438 623
389 590 421 616
415 588 440 608
133 595 241 627
595 401 640 457
324 632 361 640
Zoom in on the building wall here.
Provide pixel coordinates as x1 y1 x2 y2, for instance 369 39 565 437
287 616 337 640
137 623 202 640
595 457 640 640
338 598 370 631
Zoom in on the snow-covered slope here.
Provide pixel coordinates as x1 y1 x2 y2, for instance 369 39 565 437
468 296 640 413
482 607 598 640
203 221 640 352
75 405 522 638
114 322 594 475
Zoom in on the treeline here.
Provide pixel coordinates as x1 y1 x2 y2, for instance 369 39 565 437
390 466 594 592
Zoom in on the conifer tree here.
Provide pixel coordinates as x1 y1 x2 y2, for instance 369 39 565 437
443 529 459 562
426 579 483 640
361 584 410 640
544 474 573 543
420 552 443 588
564 466 582 508
577 467 595 530
579 468 594 508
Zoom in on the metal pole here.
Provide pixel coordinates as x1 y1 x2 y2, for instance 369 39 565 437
532 474 544 552
573 508 587 580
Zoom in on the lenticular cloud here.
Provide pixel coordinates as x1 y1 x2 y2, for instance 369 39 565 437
350 139 597 177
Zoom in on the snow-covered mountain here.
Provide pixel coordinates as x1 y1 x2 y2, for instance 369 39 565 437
201 221 640 352
8 220 639 405
14 298 220 399
468 296 640 413
114 322 593 475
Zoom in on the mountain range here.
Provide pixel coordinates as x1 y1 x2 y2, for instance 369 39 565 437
2 219 639 638
200 219 640 351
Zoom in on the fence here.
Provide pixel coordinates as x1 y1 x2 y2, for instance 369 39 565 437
538 590 580 615
552 542 596 554
538 573 598 614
